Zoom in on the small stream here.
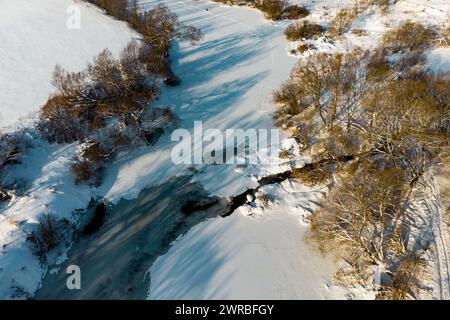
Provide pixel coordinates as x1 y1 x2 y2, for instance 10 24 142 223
35 175 228 300
34 152 357 299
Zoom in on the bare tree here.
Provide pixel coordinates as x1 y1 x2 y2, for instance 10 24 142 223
308 162 409 269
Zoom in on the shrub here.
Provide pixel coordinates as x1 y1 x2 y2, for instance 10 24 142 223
321 127 361 160
0 133 22 203
396 49 427 78
86 0 128 19
284 21 324 41
70 157 104 186
366 49 394 81
382 22 436 53
430 73 450 116
274 52 365 130
297 42 317 54
437 26 450 47
0 184 12 203
282 5 310 20
138 5 202 58
69 141 114 186
40 4 199 146
0 133 21 167
27 213 70 261
376 255 426 300
291 164 330 186
359 0 390 12
291 122 314 149
39 95 84 143
273 80 305 128
256 0 284 20
279 149 292 159
351 28 368 36
328 8 358 37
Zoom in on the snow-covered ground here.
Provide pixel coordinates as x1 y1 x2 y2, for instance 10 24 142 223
149 180 372 299
0 0 136 129
0 0 449 299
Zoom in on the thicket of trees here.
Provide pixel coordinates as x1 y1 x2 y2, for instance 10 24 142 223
309 162 409 266
40 44 163 144
275 21 449 298
38 3 201 185
86 1 202 60
38 44 175 185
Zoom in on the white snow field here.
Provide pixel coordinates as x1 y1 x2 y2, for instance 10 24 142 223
148 180 373 299
0 0 449 299
0 0 136 129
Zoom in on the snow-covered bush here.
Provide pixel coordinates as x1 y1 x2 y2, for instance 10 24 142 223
27 213 71 262
297 42 317 54
284 21 324 41
0 133 22 203
278 149 292 159
376 255 426 300
68 105 174 185
378 22 439 79
0 133 21 168
39 43 163 144
382 22 437 53
281 5 310 20
40 4 198 147
437 25 450 47
87 0 128 19
358 0 390 12
327 7 359 37
291 164 330 186
255 0 284 20
70 157 104 186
